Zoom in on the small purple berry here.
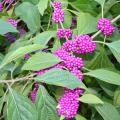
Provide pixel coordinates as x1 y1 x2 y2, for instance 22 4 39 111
52 1 62 9
5 33 16 43
64 56 84 70
57 88 83 118
30 90 37 103
7 18 18 27
54 49 70 60
57 28 72 39
62 40 77 53
72 69 84 81
0 3 3 12
97 18 115 36
52 9 64 23
19 28 26 37
24 54 30 60
74 35 96 54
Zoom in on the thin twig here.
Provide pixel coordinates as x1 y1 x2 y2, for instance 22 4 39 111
0 74 35 84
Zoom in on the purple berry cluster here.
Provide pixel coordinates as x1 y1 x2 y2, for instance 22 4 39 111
0 3 3 12
57 28 72 39
30 82 40 103
57 88 83 119
52 1 62 9
52 1 64 24
51 1 97 118
74 35 96 54
97 18 115 36
7 18 18 27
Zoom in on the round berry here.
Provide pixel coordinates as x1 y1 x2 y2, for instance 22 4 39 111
52 9 64 23
97 18 115 36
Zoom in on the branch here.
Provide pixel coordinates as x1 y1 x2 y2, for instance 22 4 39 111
91 14 120 39
0 73 36 84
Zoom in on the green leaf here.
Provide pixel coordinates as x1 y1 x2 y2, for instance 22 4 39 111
35 85 59 120
15 2 40 33
22 53 61 71
85 69 120 85
63 10 72 28
37 0 48 16
0 19 18 35
77 13 98 34
79 94 103 104
7 89 38 120
70 0 97 14
75 114 87 120
87 47 115 70
114 87 120 106
106 40 120 64
22 0 39 4
95 102 120 120
34 69 87 90
33 31 56 45
94 0 105 6
51 39 61 53
0 44 44 69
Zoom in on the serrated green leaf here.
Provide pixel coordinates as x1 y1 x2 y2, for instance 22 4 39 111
106 40 120 64
0 19 18 35
35 85 59 120
95 102 120 120
37 0 48 16
77 13 98 34
0 44 44 69
86 69 120 85
33 31 56 45
22 53 61 71
7 88 38 120
34 69 87 90
79 94 103 104
15 2 40 33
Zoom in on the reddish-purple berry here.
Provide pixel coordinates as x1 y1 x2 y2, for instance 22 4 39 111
0 3 3 12
30 90 37 103
7 18 18 27
57 28 72 39
5 33 16 43
24 54 30 60
75 35 96 54
62 40 77 53
54 49 70 60
97 18 115 36
64 56 84 70
19 28 26 37
72 69 84 81
57 88 83 118
52 1 62 9
52 9 64 23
